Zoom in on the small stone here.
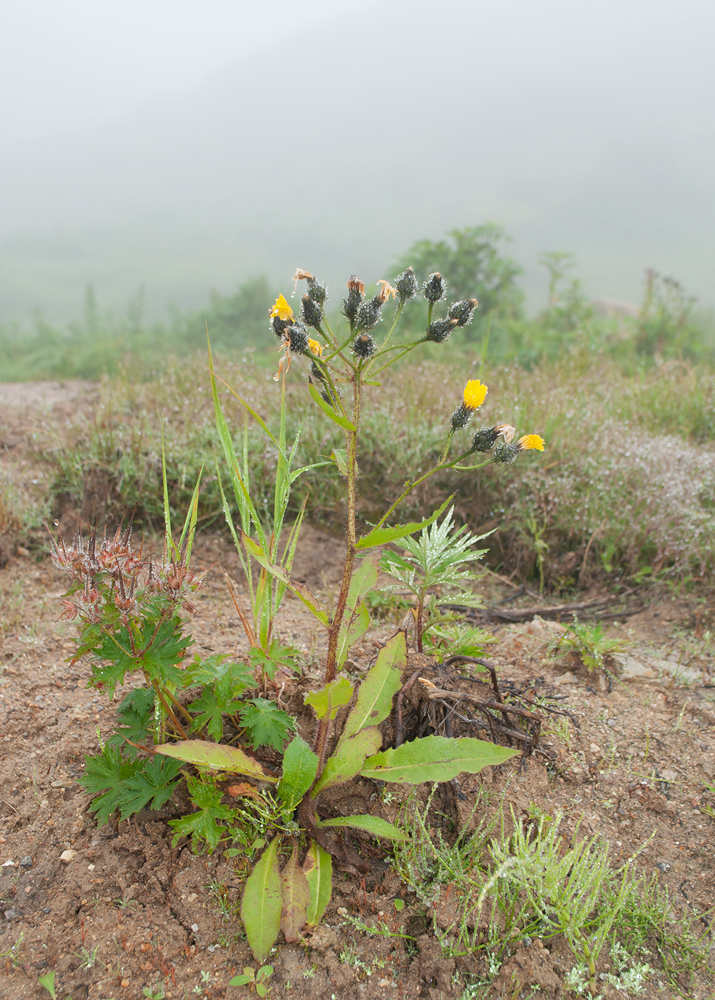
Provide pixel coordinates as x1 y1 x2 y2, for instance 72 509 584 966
88 864 95 871
19 856 33 869
59 849 77 864
121 979 130 988
656 861 670 872
43 907 50 913
40 799 49 809
2 859 15 868
187 892 197 903
590 743 601 754
4 909 17 921
660 770 678 783
191 923 199 933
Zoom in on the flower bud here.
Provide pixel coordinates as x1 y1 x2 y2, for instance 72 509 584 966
394 266 419 302
308 279 327 305
425 318 459 343
352 333 376 358
271 316 291 339
448 299 478 327
343 275 365 325
286 323 309 354
424 272 447 303
302 293 323 329
355 297 383 332
471 426 499 453
493 442 520 464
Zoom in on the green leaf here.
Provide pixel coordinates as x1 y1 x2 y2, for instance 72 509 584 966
357 495 455 550
336 602 370 668
241 533 329 626
280 845 311 943
115 755 184 820
307 382 356 431
188 678 245 742
360 734 518 784
304 677 354 721
153 739 277 782
340 632 405 744
229 974 253 986
313 728 381 796
187 653 254 691
277 737 318 812
241 836 283 963
303 841 332 925
168 774 235 852
90 616 192 696
330 448 348 477
347 551 380 610
239 699 296 752
79 744 142 826
107 687 156 757
249 641 300 682
37 971 56 999
315 814 409 842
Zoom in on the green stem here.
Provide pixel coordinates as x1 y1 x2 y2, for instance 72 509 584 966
365 301 403 371
150 678 190 740
368 340 427 379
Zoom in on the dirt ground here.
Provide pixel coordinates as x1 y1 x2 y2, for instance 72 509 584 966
1 384 714 1000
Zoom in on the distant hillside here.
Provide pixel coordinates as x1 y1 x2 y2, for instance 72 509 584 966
1 0 713 321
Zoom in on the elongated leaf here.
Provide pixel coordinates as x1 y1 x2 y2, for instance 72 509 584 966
308 382 356 431
360 734 518 784
242 533 329 627
304 677 354 721
280 845 311 943
154 740 277 783
303 841 332 925
277 737 318 812
177 466 203 565
241 837 282 962
330 448 348 477
336 601 370 668
315 814 409 842
347 551 380 610
340 632 405 744
313 727 381 796
357 495 455 550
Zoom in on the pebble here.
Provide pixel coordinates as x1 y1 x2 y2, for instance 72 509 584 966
656 861 671 872
2 860 15 868
191 923 199 933
4 909 17 921
59 850 77 864
19 856 33 869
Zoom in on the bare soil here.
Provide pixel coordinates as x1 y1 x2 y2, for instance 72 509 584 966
0 384 714 1000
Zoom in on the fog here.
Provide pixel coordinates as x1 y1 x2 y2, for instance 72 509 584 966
2 0 714 321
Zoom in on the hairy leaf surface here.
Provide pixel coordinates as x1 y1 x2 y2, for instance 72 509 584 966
303 841 332 925
313 728 381 796
340 632 405 744
316 814 409 842
241 836 283 962
280 846 310 943
277 736 318 811
360 734 518 783
154 739 277 782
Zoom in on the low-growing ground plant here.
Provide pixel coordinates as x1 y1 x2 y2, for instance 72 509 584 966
52 264 546 960
548 620 627 676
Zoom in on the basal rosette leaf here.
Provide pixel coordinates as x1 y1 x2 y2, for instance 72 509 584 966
315 814 409 842
360 734 518 783
154 739 277 782
339 632 405 744
312 727 381 796
280 845 311 943
241 836 283 962
303 841 332 926
277 736 318 812
304 676 354 721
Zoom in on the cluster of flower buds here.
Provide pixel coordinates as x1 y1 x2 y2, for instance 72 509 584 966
341 276 398 357
50 524 206 626
293 269 327 330
446 384 545 460
394 266 419 302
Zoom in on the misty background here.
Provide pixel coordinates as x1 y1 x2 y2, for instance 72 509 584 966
1 0 714 325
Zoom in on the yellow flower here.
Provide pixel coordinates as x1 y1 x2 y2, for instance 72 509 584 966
308 338 323 356
270 293 294 322
463 379 488 411
518 434 545 451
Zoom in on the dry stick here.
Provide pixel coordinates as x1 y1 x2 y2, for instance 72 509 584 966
394 669 421 748
421 683 542 748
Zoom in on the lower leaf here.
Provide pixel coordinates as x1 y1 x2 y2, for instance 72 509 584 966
303 841 332 925
360 734 518 783
315 814 409 842
280 845 311 943
241 836 283 963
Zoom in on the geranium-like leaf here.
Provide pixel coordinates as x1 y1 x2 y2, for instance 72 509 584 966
315 814 409 842
153 739 277 782
360 734 518 784
241 836 282 962
280 845 310 943
340 632 405 744
303 841 332 926
313 728 381 796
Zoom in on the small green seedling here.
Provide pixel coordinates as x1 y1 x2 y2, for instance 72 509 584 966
38 972 57 999
230 965 273 996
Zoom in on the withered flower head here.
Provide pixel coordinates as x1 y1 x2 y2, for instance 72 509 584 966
424 272 447 303
293 268 327 305
394 266 419 302
425 318 459 343
376 279 398 303
448 298 479 327
495 423 516 444
343 275 365 326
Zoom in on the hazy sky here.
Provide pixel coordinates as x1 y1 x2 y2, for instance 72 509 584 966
2 0 714 321
1 0 363 138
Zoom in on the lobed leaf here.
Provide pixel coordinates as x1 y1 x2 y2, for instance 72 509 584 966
360 734 518 784
356 495 454 550
241 836 283 962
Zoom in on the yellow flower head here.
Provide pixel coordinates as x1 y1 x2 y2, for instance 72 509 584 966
270 294 294 322
308 338 323 356
518 434 545 452
463 379 488 411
